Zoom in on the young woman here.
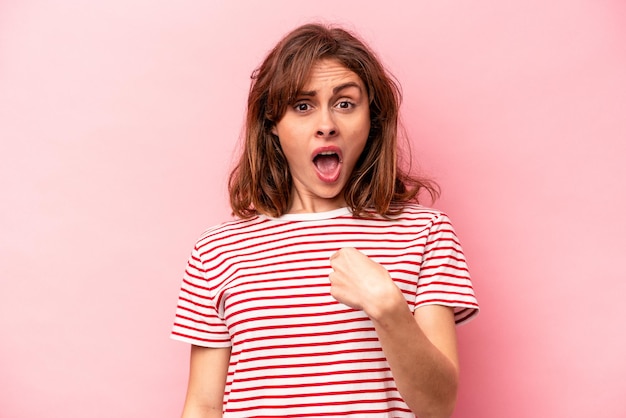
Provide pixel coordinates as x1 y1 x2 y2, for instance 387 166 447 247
172 23 478 418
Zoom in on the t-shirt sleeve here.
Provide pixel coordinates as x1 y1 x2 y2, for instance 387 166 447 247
170 244 232 347
415 213 479 325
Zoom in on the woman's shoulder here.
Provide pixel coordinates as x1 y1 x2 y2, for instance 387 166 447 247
193 215 265 249
386 202 449 222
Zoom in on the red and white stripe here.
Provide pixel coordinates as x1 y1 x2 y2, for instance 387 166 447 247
172 204 478 417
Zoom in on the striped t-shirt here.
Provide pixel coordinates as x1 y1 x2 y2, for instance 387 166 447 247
171 204 479 417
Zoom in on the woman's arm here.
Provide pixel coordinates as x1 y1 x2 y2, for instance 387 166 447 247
372 303 459 418
181 345 231 418
329 247 459 418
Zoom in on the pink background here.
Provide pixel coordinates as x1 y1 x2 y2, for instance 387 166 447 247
1 1 625 417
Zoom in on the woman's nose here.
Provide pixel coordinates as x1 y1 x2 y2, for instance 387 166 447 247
315 108 337 138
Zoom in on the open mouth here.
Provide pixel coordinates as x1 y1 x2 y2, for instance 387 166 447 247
312 147 343 183
313 151 342 174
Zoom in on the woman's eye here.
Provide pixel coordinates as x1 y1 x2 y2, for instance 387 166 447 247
337 101 353 109
295 103 310 112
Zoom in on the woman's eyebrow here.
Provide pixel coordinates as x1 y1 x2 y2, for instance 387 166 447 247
333 81 362 94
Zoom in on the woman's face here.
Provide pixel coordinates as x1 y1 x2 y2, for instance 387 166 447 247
272 59 370 214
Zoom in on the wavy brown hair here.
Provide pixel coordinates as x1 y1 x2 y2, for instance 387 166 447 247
229 23 438 218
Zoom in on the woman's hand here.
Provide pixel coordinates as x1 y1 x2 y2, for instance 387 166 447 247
329 247 404 319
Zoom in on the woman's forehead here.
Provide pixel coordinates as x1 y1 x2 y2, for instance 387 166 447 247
302 59 363 85
299 59 364 92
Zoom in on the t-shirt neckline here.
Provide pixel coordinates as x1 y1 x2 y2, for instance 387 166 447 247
262 207 352 222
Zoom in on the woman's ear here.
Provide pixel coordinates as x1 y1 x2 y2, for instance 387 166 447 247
271 126 278 136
